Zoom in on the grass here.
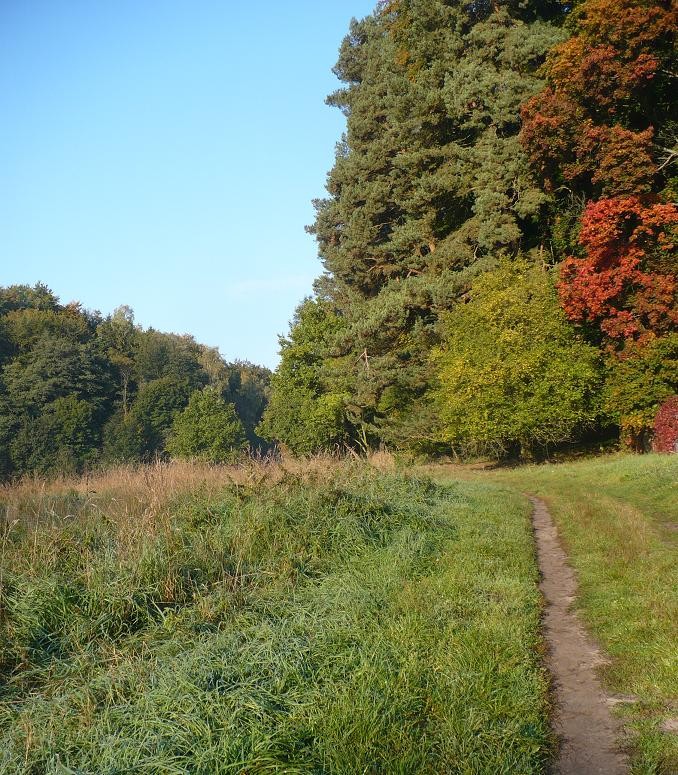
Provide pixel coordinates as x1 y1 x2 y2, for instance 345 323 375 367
0 460 551 773
463 453 678 775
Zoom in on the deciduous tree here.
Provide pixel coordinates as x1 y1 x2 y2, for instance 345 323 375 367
167 388 246 464
433 261 602 458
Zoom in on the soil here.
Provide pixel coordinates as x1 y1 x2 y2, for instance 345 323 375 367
530 496 629 775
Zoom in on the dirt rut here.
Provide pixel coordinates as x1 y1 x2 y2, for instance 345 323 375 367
530 496 629 775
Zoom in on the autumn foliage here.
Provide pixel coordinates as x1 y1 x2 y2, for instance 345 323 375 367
652 395 678 453
559 197 678 343
520 0 676 196
520 0 677 449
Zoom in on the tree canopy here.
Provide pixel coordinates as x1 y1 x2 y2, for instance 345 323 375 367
0 285 271 477
263 0 677 458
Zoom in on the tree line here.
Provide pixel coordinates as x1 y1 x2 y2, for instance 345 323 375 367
260 0 677 459
0 284 271 477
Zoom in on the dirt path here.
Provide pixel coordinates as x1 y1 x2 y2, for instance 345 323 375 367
530 496 629 775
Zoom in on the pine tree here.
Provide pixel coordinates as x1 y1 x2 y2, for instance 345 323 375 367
290 0 566 449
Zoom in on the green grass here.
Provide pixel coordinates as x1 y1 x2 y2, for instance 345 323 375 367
477 454 678 775
0 463 551 773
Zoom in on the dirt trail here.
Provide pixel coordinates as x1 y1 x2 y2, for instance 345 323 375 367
530 496 629 775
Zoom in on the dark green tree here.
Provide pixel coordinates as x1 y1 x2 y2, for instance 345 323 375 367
2 336 111 417
96 305 138 417
10 396 99 475
125 376 191 460
297 0 566 448
0 284 270 477
135 330 206 390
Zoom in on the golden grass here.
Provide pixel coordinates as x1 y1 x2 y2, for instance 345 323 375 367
1 451 399 523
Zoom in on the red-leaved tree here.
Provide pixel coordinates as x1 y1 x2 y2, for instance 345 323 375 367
559 196 678 345
520 0 676 197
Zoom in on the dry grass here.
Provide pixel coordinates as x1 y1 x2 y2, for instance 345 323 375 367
0 452 398 531
0 455 351 526
0 457 351 575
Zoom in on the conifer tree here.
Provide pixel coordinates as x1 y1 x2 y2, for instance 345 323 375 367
293 0 567 448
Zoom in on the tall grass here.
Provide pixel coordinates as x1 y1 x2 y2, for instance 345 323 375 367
0 461 550 773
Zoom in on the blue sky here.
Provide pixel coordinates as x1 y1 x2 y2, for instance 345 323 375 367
1 0 376 367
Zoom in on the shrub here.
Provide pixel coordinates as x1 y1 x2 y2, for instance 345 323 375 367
653 396 678 454
603 334 678 451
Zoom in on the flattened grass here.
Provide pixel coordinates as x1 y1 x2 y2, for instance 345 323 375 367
485 454 678 775
0 464 551 773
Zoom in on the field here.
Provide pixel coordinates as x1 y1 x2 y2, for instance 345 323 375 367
1 454 675 774
0 460 550 774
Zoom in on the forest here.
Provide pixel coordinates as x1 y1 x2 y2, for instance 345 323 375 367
2 0 676 477
0 284 271 478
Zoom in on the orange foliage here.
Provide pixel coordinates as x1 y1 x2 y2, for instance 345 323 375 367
520 0 676 195
559 197 678 343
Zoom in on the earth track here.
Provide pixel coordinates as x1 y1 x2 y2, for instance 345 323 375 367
530 496 629 775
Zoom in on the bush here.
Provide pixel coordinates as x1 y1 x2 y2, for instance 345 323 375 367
603 334 678 451
653 396 678 454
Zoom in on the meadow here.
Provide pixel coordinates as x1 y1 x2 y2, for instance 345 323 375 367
443 454 677 775
0 459 550 774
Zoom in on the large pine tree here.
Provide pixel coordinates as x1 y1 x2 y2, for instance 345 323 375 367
270 0 566 450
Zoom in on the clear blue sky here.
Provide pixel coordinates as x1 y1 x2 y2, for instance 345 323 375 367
1 0 376 368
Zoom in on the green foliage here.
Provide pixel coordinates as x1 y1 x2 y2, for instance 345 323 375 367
9 396 99 475
96 305 138 415
258 298 350 454
166 388 246 463
126 377 191 459
101 410 143 463
222 360 271 450
4 307 92 351
0 282 59 314
433 261 602 457
2 336 112 416
134 329 206 389
289 1 568 447
603 334 678 450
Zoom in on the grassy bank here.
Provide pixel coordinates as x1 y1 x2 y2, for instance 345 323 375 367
474 454 678 775
0 462 550 773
